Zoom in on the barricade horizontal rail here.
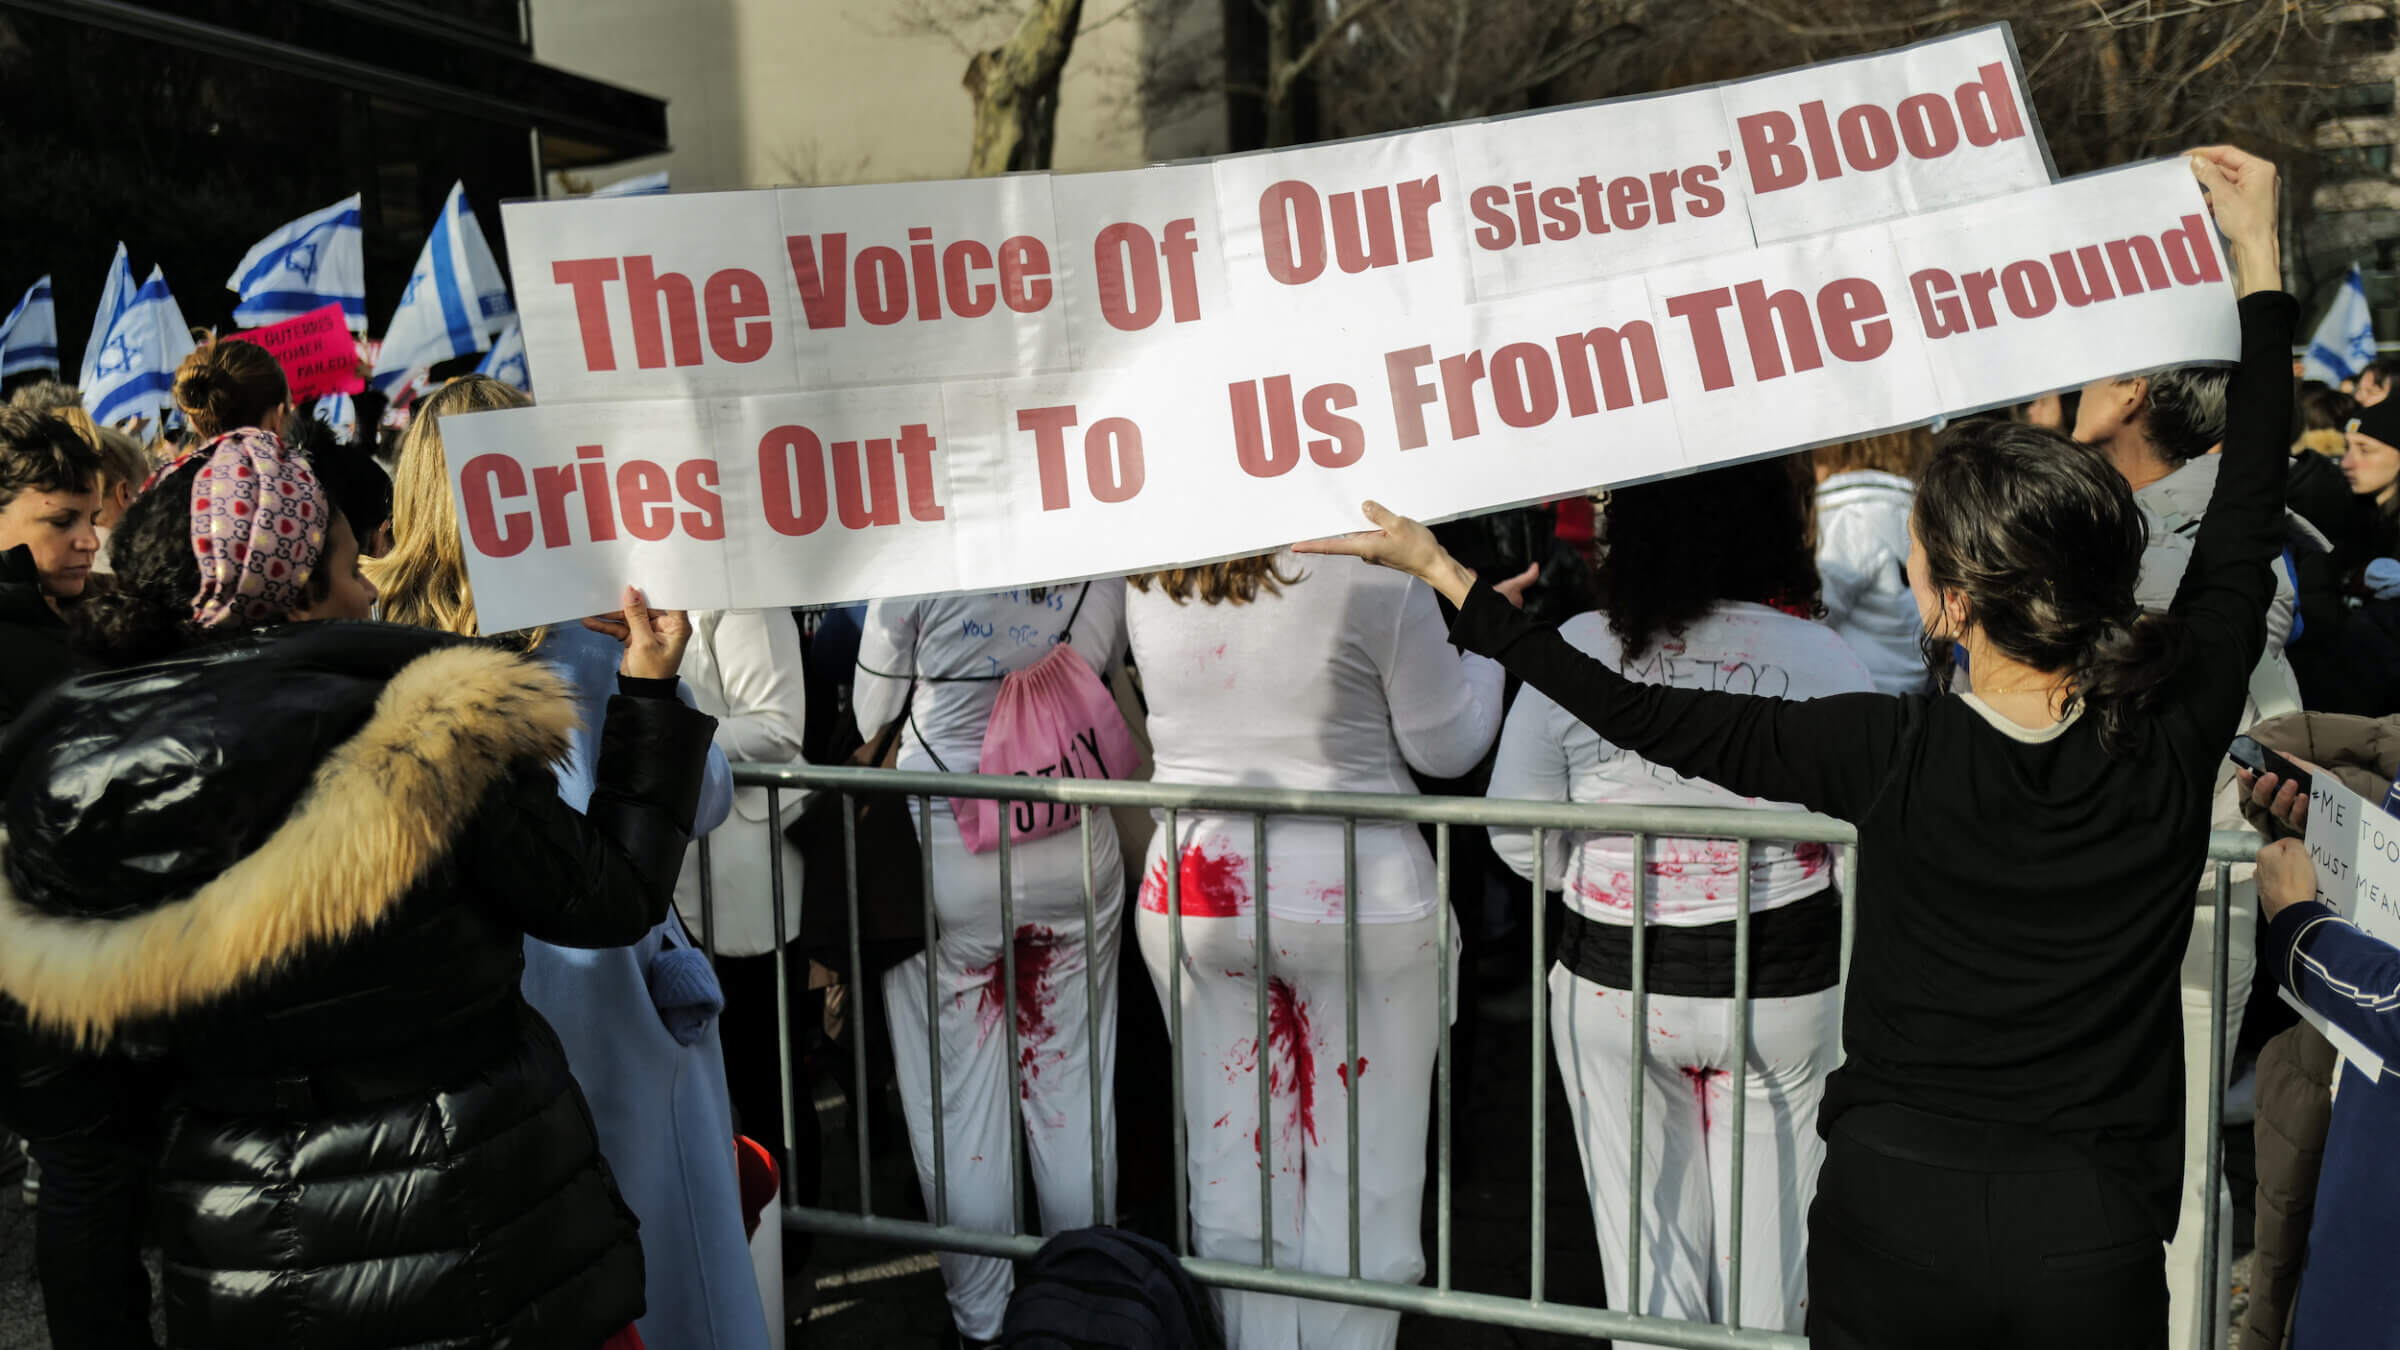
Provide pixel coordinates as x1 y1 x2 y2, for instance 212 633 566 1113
722 762 2257 1349
730 762 1862 840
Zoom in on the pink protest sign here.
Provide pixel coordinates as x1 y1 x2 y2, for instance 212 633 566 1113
226 303 364 401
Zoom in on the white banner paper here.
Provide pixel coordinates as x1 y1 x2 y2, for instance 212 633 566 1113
2288 776 2400 1079
452 25 2241 633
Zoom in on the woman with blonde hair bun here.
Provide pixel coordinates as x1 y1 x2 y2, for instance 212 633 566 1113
371 374 770 1350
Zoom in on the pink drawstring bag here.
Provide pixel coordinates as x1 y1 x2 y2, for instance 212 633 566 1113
937 584 1138 853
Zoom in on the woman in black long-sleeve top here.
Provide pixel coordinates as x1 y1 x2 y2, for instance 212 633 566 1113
1301 147 2289 1349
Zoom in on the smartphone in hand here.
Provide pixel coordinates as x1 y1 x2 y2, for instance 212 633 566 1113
2229 735 2313 796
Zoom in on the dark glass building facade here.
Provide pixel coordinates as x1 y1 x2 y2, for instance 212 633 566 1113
0 0 665 370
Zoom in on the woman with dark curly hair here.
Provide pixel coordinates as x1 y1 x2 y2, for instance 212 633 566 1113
0 426 714 1350
1483 454 1872 1345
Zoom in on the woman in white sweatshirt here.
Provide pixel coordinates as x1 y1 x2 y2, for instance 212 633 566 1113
1812 430 1930 696
668 609 813 1234
1124 553 1503 1350
1486 458 1873 1346
853 583 1128 1348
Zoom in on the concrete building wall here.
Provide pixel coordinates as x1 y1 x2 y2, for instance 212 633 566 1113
527 0 1213 193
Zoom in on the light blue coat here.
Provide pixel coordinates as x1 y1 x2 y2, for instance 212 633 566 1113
520 624 771 1350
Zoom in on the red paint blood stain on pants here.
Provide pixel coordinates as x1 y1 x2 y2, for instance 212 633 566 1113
1140 845 1251 917
1336 1057 1370 1090
1680 1066 1724 1134
1268 978 1316 1146
1796 842 1830 878
965 925 1059 1099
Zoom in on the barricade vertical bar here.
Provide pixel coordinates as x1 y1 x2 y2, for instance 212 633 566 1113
1838 844 1858 1081
697 835 717 961
1530 828 1548 1305
999 824 1025 1236
1082 811 1104 1227
1344 816 1361 1280
2203 860 2230 1321
921 796 946 1226
769 788 796 1202
1255 812 1273 1270
1727 839 1752 1329
1839 845 1857 1015
1627 831 1648 1308
1167 808 1190 1258
844 794 872 1215
1435 822 1453 1294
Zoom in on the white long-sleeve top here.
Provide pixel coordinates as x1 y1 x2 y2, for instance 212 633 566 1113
1486 604 1873 926
854 583 1129 828
1814 470 1926 696
1125 553 1503 923
671 609 809 958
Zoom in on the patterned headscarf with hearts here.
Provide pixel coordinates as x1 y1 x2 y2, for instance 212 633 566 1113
188 428 327 629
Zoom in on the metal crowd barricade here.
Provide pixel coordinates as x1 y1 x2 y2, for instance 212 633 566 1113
714 762 2256 1350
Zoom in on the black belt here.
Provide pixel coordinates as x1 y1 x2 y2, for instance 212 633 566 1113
1554 885 1841 999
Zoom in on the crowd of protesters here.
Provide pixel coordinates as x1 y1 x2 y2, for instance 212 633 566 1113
0 143 2396 1350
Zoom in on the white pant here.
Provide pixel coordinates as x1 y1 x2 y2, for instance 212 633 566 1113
884 815 1125 1340
1550 967 1838 1348
1137 906 1444 1350
2165 850 2257 1350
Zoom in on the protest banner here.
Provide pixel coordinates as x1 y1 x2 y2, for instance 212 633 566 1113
225 303 365 401
2290 775 2400 1079
448 24 2242 634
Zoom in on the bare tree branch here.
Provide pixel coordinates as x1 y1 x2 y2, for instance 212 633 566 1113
961 0 1087 176
1279 0 1407 93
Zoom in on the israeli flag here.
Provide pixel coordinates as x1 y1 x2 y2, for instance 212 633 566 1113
0 276 58 377
77 244 137 392
475 319 531 393
590 170 669 197
370 181 514 393
81 261 197 428
313 392 357 443
228 194 367 333
2304 264 2378 384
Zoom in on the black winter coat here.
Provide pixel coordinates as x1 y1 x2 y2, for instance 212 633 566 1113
0 542 77 730
0 621 716 1350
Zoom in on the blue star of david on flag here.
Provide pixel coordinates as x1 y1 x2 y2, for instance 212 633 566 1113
95 332 137 378
284 239 321 284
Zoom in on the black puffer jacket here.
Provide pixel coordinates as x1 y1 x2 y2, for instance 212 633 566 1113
0 542 77 728
0 621 715 1350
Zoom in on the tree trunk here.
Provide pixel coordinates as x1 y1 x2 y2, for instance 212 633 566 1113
1264 0 1298 147
963 0 1087 177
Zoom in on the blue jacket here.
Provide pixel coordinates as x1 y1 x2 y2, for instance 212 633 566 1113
522 626 770 1350
2264 897 2400 1350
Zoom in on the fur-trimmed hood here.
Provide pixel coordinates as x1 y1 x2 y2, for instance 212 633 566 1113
0 624 575 1044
